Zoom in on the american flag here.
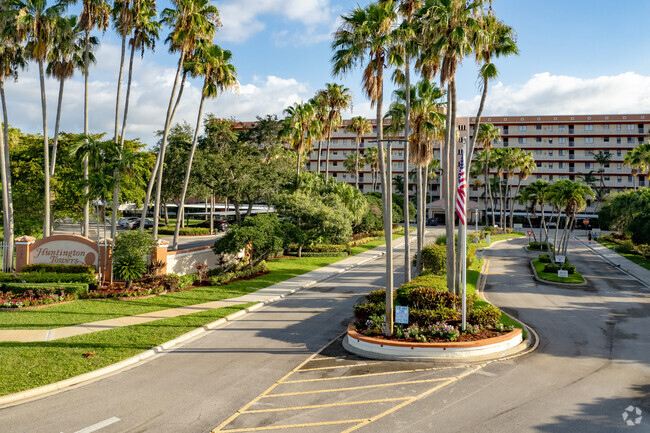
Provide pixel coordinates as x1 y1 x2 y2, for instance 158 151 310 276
456 150 467 225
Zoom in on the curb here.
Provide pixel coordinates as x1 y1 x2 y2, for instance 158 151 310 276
0 237 412 409
528 259 590 289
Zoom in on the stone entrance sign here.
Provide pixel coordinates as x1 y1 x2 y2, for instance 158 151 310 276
29 236 99 267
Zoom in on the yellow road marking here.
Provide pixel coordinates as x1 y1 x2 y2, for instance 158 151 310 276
283 365 458 384
297 363 372 372
341 366 484 433
212 333 346 432
217 419 367 432
263 377 454 398
242 397 412 414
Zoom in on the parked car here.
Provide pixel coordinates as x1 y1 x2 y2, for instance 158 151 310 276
120 217 139 228
426 217 439 226
125 218 154 229
190 219 229 232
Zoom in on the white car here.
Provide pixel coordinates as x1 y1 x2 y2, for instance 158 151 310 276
120 217 140 228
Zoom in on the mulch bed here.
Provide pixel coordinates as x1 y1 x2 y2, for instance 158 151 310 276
356 328 508 343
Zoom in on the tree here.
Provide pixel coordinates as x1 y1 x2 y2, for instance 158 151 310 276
523 180 551 255
549 180 593 258
332 0 398 335
9 0 65 237
319 83 352 185
280 101 321 178
110 0 160 238
346 116 372 190
148 0 219 238
624 143 650 190
476 123 500 226
363 145 381 192
172 43 237 250
509 148 536 228
113 230 155 287
70 0 111 236
592 150 612 210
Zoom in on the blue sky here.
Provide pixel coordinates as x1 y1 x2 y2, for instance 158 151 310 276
8 0 650 146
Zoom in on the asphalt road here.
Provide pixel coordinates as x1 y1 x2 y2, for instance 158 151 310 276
1 236 648 433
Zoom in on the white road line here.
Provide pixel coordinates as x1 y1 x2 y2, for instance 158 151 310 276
71 417 121 433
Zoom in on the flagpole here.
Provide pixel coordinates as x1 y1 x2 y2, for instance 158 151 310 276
461 140 467 332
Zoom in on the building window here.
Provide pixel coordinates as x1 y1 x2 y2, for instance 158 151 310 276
558 125 566 131
549 150 553 156
536 137 542 142
585 150 592 156
548 162 554 169
536 162 542 168
618 163 622 169
618 176 622 183
617 137 622 144
549 175 554 181
536 174 542 179
333 151 338 155
585 162 592 169
627 124 635 130
629 176 633 183
585 125 594 131
559 138 566 144
548 125 553 131
333 161 338 166
627 137 634 144
536 149 542 155
604 137 610 142
604 176 610 181
603 124 610 130
548 138 553 143
536 125 542 130
503 138 509 147
518 125 527 131
559 150 565 156
518 137 526 144
585 137 594 144
617 124 622 131
617 149 622 156
559 162 565 168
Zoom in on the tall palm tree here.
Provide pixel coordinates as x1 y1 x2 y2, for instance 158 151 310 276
280 101 321 178
72 0 111 237
10 0 65 237
524 179 551 255
310 91 328 174
0 7 26 270
418 0 481 295
111 0 159 238
172 43 237 250
549 180 593 257
476 122 499 226
346 116 372 190
148 0 219 238
364 145 380 191
320 83 352 185
509 148 535 228
624 143 650 191
332 0 398 335
47 15 90 176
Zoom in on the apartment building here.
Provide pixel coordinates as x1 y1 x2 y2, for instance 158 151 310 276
305 114 650 218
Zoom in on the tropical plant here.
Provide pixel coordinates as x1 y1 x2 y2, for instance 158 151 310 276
548 180 593 257
172 43 237 250
509 148 536 228
318 83 352 185
346 116 373 190
624 143 650 190
476 123 499 226
280 101 321 178
113 229 155 287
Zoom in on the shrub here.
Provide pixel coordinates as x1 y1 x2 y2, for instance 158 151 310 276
394 323 427 342
179 274 195 290
207 261 268 286
114 253 147 287
157 227 211 236
543 263 576 274
426 322 460 341
353 302 385 327
113 231 156 287
483 226 497 235
366 289 387 304
21 264 95 274
421 245 447 275
468 233 481 244
138 274 181 292
0 272 96 286
528 241 552 251
396 274 448 305
469 305 501 328
435 234 447 245
408 287 456 311
538 254 551 263
1 282 89 296
410 308 460 326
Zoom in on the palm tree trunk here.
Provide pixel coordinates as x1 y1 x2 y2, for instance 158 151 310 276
112 36 136 238
141 71 187 231
541 206 553 260
50 79 65 177
403 53 411 282
173 94 206 250
0 76 14 271
510 179 523 229
83 30 91 237
152 53 186 238
38 61 51 237
325 129 332 185
355 138 360 189
316 140 322 174
296 148 301 178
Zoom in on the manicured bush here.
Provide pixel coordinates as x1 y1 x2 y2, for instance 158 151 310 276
0 272 97 286
113 231 156 287
421 245 447 275
0 282 89 296
538 254 551 263
528 241 552 251
353 302 385 327
290 252 348 257
138 274 181 292
179 274 195 290
469 305 501 328
366 289 392 304
408 287 455 311
543 263 576 274
21 264 95 274
409 308 459 326
114 253 148 287
207 261 269 286
157 227 211 236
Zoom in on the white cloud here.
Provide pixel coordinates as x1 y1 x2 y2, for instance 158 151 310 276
457 72 650 117
216 0 334 43
3 44 313 147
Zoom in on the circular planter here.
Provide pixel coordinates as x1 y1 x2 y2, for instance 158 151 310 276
344 323 524 361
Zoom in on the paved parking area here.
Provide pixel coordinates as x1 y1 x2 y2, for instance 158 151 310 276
212 336 482 433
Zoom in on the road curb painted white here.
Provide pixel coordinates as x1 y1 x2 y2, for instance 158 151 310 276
0 238 410 409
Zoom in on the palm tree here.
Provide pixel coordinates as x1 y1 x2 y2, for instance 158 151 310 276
9 0 65 237
0 6 26 270
111 0 159 238
476 122 500 226
524 179 551 255
47 15 90 176
549 180 593 257
346 116 372 190
310 91 328 174
624 143 650 190
72 0 111 237
333 1 400 335
280 101 321 178
418 0 481 295
172 43 237 250
148 0 219 238
592 150 612 208
320 83 352 185
343 152 358 179
364 145 380 191
509 149 535 228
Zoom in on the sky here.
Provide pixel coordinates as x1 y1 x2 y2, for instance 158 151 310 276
6 0 650 147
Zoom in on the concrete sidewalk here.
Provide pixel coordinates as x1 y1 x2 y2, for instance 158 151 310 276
575 236 650 289
0 236 411 343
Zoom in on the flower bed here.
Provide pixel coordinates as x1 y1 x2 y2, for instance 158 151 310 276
80 283 165 299
1 291 78 309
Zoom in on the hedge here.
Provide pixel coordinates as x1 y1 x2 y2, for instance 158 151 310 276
420 245 447 275
286 244 350 253
207 261 269 286
353 302 385 326
468 305 501 328
287 251 349 258
0 272 97 286
21 264 96 274
543 263 576 274
0 282 89 296
157 227 211 236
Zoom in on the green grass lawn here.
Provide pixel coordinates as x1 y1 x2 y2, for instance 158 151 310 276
532 258 585 284
598 238 650 271
0 230 408 397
